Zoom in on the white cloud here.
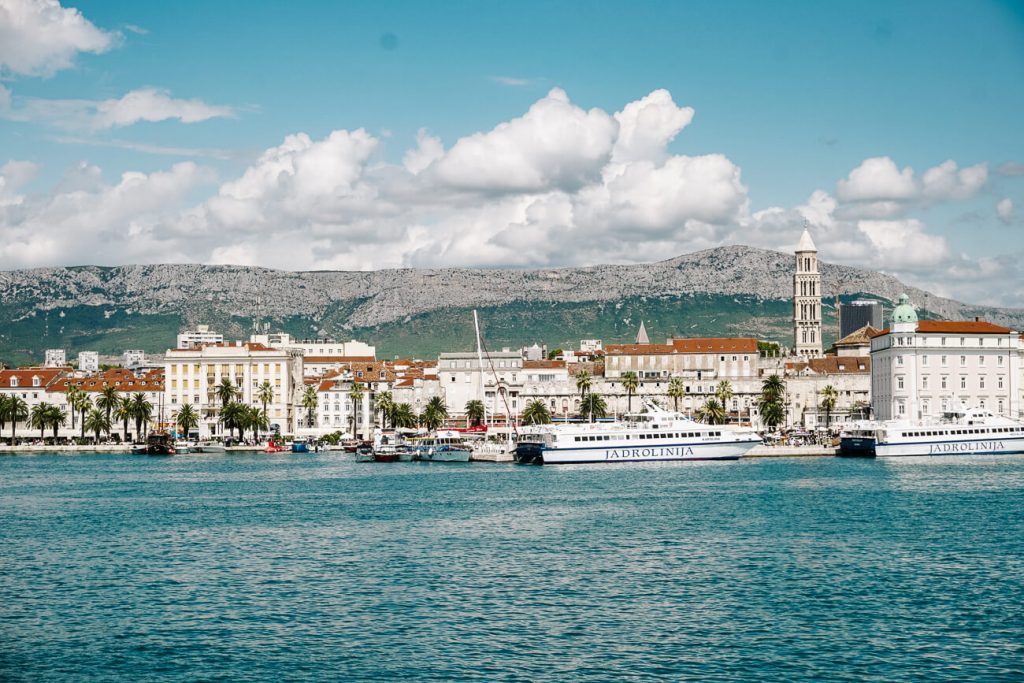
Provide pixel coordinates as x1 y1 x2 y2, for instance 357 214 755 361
430 87 617 193
836 157 917 201
858 219 951 268
611 89 693 164
997 198 1013 224
0 0 115 77
491 76 533 87
4 87 235 129
920 160 987 201
402 128 444 174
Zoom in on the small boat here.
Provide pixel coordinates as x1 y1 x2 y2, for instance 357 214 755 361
264 438 286 453
354 445 375 463
191 441 227 454
413 430 473 462
291 438 310 453
342 439 360 453
131 444 148 455
174 441 192 454
145 431 175 456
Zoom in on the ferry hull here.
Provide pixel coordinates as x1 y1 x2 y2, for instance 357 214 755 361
515 441 756 465
419 447 472 462
841 436 1024 458
838 437 876 457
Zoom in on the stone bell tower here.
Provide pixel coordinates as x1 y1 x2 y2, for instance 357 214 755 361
793 226 822 357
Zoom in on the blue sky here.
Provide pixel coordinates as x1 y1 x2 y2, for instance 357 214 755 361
0 0 1022 304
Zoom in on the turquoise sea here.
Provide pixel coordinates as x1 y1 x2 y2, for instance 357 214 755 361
2 453 1023 681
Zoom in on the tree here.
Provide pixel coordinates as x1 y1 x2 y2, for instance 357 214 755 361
256 380 275 417
72 393 92 440
7 396 28 443
46 404 67 439
547 348 563 360
130 393 153 441
216 377 238 408
521 399 552 425
0 394 11 437
116 396 134 442
176 403 200 439
820 385 838 429
96 385 120 425
30 402 52 439
580 393 607 421
301 384 320 430
346 382 363 435
465 399 485 427
391 403 417 429
84 408 111 443
715 380 734 421
757 375 786 430
575 369 592 399
668 377 686 413
220 402 243 440
375 391 395 429
423 396 448 431
697 398 727 425
620 371 639 413
248 406 269 440
65 385 82 431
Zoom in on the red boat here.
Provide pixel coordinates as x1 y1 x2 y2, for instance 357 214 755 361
264 437 286 453
373 451 399 462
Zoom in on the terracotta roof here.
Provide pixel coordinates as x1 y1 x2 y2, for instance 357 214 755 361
523 360 567 369
786 356 871 375
0 367 67 390
53 368 165 393
168 342 280 353
605 343 675 355
874 319 1014 337
671 338 758 354
835 325 880 346
303 355 376 363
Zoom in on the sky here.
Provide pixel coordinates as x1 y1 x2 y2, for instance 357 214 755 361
0 0 1022 306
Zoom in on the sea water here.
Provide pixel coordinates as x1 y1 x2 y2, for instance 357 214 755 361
1 453 1022 681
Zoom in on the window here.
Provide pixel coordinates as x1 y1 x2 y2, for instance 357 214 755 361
998 356 1004 366
941 376 948 389
897 355 904 366
960 376 967 390
941 355 948 366
960 337 965 346
960 356 966 366
922 355 928 366
922 376 929 390
998 376 1005 389
979 356 986 366
897 376 904 390
980 377 985 389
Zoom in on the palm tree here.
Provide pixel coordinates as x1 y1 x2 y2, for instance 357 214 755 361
375 391 395 429
715 380 734 422
757 374 786 431
65 385 82 431
30 403 52 439
248 406 269 440
0 394 11 437
115 396 134 442
72 393 92 440
46 405 67 439
176 403 200 439
220 402 243 440
423 396 448 431
216 377 238 407
130 393 153 441
668 377 686 413
465 399 485 427
697 398 727 425
391 403 417 429
256 380 274 416
7 396 28 443
346 382 363 435
820 385 838 430
575 369 592 399
521 399 552 425
302 384 320 429
620 371 639 413
96 385 120 425
580 393 608 421
84 408 111 443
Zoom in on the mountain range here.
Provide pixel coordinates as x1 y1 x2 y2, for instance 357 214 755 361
1 245 1021 365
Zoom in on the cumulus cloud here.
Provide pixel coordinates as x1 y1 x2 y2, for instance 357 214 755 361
4 87 235 129
997 198 1013 224
611 88 693 164
0 0 115 77
836 157 917 202
836 156 987 209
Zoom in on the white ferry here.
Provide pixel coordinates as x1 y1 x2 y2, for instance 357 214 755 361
839 409 1024 458
513 402 762 465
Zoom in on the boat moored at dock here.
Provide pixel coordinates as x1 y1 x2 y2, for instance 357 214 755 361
514 402 762 465
839 409 1024 457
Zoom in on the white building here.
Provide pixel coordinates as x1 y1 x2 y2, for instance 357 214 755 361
77 351 99 373
163 342 303 438
580 339 603 353
870 295 1021 420
438 350 523 422
784 356 871 429
249 332 375 360
793 228 823 357
44 349 66 368
122 350 147 369
177 325 224 349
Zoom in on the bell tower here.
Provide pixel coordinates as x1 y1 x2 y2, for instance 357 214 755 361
793 225 822 357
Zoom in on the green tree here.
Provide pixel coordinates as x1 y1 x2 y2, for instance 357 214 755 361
216 377 238 407
465 399 485 427
423 396 448 431
575 369 592 399
248 406 269 440
391 403 417 429
715 380 734 421
130 393 153 441
346 382 363 435
65 385 82 431
30 402 52 439
820 384 838 429
580 393 608 421
96 385 120 426
116 396 134 442
375 391 395 429
547 348 563 360
6 396 28 443
46 404 67 439
256 380 275 417
84 408 111 443
302 384 320 429
668 377 686 413
220 401 243 440
521 399 552 425
697 398 727 425
176 403 200 439
620 371 639 413
0 394 11 437
72 392 92 440
757 374 787 430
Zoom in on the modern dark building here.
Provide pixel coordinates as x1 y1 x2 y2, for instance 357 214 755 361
839 300 884 338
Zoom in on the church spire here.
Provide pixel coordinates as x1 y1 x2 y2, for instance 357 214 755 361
635 320 649 345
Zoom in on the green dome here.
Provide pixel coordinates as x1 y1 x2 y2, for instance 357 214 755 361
891 293 918 325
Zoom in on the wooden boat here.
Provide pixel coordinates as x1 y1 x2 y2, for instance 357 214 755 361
145 431 175 456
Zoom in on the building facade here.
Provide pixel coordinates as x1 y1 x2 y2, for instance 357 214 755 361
437 350 523 421
177 325 224 349
839 300 883 339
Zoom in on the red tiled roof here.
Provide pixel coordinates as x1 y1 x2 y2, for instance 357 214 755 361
53 367 165 393
168 342 280 353
605 343 675 355
523 360 567 369
672 338 759 353
786 356 871 375
303 355 376 363
0 367 66 389
874 319 1014 337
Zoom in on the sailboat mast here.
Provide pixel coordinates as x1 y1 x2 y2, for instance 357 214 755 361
473 309 487 427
